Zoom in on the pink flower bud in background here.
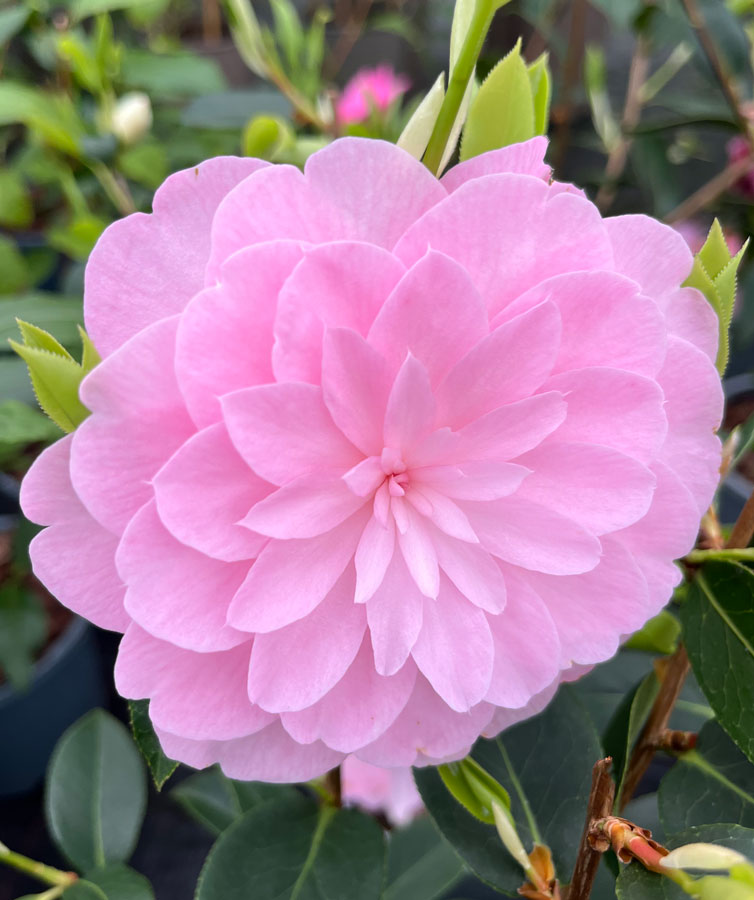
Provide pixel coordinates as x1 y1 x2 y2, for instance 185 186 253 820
336 65 410 126
341 756 423 827
727 134 754 198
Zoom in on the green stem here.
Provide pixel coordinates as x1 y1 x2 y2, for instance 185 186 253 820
0 841 77 888
88 161 136 217
664 866 702 894
422 0 501 174
685 548 754 563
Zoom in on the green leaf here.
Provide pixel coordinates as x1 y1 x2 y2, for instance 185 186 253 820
0 584 46 690
67 0 157 22
0 5 30 44
616 825 754 899
85 864 155 900
195 794 386 899
0 293 83 350
171 766 295 835
385 818 465 900
47 215 108 261
9 340 88 433
682 561 754 764
460 39 535 162
121 50 225 99
625 611 681 655
127 700 179 791
414 686 601 893
0 399 61 466
65 883 109 900
17 319 74 359
659 721 754 832
45 709 147 872
0 170 33 228
0 82 85 156
397 73 445 160
0 235 31 295
242 115 294 160
181 89 291 129
438 757 511 824
118 143 168 190
269 0 304 75
527 52 551 135
224 0 270 78
603 672 660 808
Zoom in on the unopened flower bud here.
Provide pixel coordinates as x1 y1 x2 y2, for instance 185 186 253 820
111 93 152 145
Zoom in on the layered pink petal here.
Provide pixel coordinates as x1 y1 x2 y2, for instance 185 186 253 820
433 531 507 614
367 555 424 676
665 287 719 361
440 137 550 192
383 354 436 452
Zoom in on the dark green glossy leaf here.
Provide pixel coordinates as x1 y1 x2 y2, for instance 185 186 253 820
85 864 155 900
65 883 108 900
682 561 754 763
385 818 465 900
45 709 147 872
659 721 754 832
195 794 386 900
172 766 296 835
181 89 290 129
127 700 178 791
616 824 754 899
414 686 601 894
0 584 46 690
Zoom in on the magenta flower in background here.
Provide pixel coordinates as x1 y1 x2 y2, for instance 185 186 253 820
341 756 423 827
727 134 754 197
21 137 723 782
336 65 410 125
674 219 743 256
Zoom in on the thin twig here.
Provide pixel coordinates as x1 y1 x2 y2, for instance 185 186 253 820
619 646 690 810
726 486 754 550
663 153 754 223
596 35 650 212
565 759 615 900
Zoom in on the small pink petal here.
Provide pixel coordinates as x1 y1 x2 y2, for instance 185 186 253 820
433 530 507 614
383 354 436 452
355 515 396 604
441 137 551 192
398 506 440 598
367 555 424 675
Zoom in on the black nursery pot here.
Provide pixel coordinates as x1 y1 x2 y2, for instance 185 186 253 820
0 616 105 797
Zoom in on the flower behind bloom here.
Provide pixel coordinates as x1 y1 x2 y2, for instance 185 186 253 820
21 137 723 782
336 65 410 125
341 756 423 826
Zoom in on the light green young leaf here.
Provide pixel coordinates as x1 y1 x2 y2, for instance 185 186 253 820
625 610 681 655
16 319 74 359
224 0 270 77
269 0 304 75
438 756 511 824
527 52 551 135
397 72 445 160
79 326 101 374
9 341 88 433
242 114 294 160
460 39 535 162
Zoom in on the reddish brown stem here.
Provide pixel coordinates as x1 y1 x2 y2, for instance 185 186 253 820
565 758 615 900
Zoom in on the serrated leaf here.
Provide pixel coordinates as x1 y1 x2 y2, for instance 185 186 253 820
414 686 601 893
195 795 386 900
527 52 551 135
127 700 178 791
79 326 102 374
397 72 445 160
682 561 754 764
45 709 147 872
659 720 754 833
9 340 88 432
16 319 74 359
460 39 535 162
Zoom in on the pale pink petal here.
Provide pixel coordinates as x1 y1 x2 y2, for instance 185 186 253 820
241 471 368 539
222 382 360 486
436 302 561 429
341 755 423 826
398 506 440 598
117 501 248 651
71 317 195 534
383 354 437 452
20 434 78 524
153 423 270 562
394 174 613 316
175 241 304 428
482 679 560 738
433 530 507 614
440 137 550 192
660 431 721 516
356 676 494 767
544 367 667 464
344 457 385 497
355 515 396 604
368 250 488 385
515 442 656 534
228 510 367 632
466 495 602 575
115 625 270 740
605 214 693 304
454 392 567 461
85 156 266 356
658 336 724 435
248 569 366 712
281 638 416 752
665 287 719 361
485 568 560 707
421 460 529 501
321 328 392 454
411 580 494 711
273 241 405 383
367 555 424 675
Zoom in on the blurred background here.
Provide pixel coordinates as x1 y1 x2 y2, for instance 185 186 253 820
1 0 754 896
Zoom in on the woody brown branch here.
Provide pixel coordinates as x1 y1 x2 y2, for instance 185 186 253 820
564 758 615 900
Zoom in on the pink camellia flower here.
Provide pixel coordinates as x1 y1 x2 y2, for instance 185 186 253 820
336 65 410 126
21 137 723 782
341 756 423 826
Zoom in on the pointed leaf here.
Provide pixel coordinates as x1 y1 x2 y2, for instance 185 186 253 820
85 864 155 900
9 340 88 433
438 757 511 825
527 52 551 135
625 611 681 655
397 73 445 160
16 319 74 359
127 700 179 791
79 326 102 374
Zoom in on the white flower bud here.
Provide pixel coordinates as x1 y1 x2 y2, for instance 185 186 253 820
661 843 750 871
111 92 152 145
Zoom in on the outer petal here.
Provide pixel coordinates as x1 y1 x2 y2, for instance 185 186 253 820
368 251 488 386
436 302 561 429
273 242 405 383
367 554 424 676
153 422 270 562
247 569 366 712
440 137 551 192
411 580 494 712
115 625 270 740
394 174 613 316
85 156 266 356
228 511 366 632
222 382 361 486
117 501 248 652
22 436 128 631
280 638 417 752
176 241 304 428
71 317 195 534
665 286 719 361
